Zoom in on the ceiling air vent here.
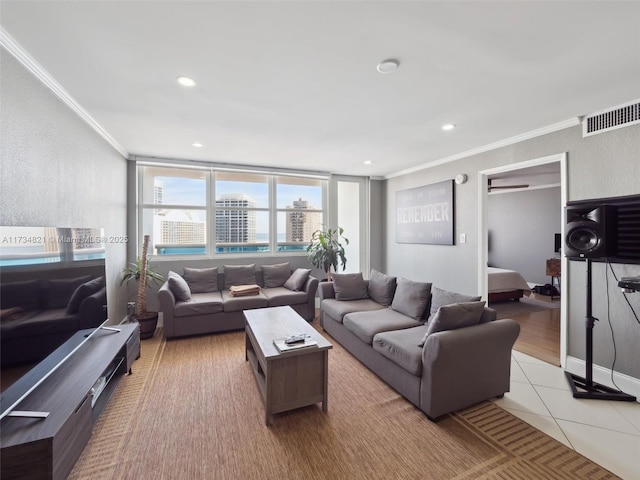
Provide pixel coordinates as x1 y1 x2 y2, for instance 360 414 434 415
583 100 640 137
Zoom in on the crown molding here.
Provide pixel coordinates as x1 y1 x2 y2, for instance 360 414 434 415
1 27 128 159
385 117 580 180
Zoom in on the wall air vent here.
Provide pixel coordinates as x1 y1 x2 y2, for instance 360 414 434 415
583 100 640 137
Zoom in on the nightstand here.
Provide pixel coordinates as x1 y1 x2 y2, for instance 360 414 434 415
545 258 561 299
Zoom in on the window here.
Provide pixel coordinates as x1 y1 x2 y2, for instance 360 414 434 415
140 166 207 256
276 176 324 251
138 164 327 256
214 173 269 253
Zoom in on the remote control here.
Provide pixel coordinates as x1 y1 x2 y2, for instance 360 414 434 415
285 334 306 345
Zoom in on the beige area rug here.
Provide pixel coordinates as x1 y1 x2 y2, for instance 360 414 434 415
70 323 617 480
491 295 560 319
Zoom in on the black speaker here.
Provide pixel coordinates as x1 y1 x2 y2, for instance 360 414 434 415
565 204 616 259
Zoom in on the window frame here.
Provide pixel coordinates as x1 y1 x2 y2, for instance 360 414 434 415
137 162 328 259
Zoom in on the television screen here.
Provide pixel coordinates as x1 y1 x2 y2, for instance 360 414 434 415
554 233 561 253
0 226 107 391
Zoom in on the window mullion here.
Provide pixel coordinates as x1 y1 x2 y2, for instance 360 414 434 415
208 169 214 256
269 176 277 252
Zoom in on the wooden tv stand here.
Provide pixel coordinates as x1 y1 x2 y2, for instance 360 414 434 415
1 323 140 480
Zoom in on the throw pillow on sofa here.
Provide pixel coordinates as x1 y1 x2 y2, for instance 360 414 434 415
262 262 291 288
283 268 311 291
428 286 481 320
419 301 486 346
368 269 396 306
390 277 432 320
224 264 257 289
66 276 105 314
44 275 93 309
168 271 191 301
332 272 369 301
184 266 218 293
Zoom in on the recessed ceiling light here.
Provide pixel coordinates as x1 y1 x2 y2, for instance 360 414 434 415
364 160 372 165
192 142 203 148
176 76 196 87
376 59 399 74
442 124 456 131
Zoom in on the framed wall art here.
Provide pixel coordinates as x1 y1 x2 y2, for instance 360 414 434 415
395 180 454 245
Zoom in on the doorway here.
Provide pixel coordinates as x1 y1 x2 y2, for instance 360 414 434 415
478 153 568 367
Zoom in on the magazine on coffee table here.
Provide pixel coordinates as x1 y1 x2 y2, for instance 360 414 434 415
273 334 318 352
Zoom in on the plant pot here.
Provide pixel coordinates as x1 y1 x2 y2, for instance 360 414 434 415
130 312 159 340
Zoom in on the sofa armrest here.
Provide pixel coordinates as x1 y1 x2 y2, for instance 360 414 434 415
158 281 176 338
78 287 108 329
480 306 497 323
303 275 319 297
318 281 335 301
420 318 520 419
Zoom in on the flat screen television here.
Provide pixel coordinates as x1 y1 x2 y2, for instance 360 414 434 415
554 233 561 253
0 226 108 416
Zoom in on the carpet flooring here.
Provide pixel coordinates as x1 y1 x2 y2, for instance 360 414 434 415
69 322 617 480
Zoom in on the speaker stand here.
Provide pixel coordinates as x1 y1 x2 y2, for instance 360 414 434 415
565 259 636 401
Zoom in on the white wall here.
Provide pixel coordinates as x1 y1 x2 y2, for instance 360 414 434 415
384 123 640 379
488 187 562 285
0 49 129 323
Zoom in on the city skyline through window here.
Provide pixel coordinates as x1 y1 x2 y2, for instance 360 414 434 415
141 165 326 255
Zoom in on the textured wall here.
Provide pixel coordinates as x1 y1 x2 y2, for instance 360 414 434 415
488 187 561 285
384 123 640 378
0 49 129 323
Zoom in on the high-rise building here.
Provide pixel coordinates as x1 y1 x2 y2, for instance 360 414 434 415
286 198 321 243
215 194 257 243
154 211 205 245
154 181 163 205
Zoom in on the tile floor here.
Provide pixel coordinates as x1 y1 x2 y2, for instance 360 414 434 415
493 350 640 479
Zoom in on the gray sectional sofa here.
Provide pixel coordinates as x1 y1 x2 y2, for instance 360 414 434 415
159 263 318 339
319 270 520 420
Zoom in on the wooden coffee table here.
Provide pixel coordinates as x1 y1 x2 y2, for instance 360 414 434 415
244 306 332 425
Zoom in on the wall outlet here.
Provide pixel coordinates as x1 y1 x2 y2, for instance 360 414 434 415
459 233 466 244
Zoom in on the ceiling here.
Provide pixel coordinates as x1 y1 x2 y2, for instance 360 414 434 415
1 1 639 178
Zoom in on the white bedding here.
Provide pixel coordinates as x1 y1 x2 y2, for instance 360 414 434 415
488 267 531 293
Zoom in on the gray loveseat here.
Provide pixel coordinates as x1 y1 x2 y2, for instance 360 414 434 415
1 275 107 366
159 263 318 339
319 270 520 420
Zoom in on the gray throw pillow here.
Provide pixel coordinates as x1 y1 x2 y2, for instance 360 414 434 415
262 262 291 288
168 271 191 302
390 277 432 320
66 276 105 314
429 286 481 319
183 266 218 293
367 269 396 306
283 268 311 291
224 264 256 289
419 301 486 346
332 272 369 301
44 275 93 309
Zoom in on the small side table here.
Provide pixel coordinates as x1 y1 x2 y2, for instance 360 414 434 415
545 258 561 299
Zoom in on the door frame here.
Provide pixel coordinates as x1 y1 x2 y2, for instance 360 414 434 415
477 152 568 367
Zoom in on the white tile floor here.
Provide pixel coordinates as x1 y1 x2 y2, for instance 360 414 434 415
493 351 640 479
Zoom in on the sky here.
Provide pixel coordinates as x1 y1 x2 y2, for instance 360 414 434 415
156 177 323 234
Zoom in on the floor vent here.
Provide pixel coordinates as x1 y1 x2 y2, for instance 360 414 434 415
583 100 640 137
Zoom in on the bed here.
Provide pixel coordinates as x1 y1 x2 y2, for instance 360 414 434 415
487 267 532 303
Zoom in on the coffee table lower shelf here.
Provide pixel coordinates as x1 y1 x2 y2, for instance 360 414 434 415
244 306 332 426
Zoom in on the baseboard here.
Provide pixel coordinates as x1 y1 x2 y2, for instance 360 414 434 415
566 356 640 402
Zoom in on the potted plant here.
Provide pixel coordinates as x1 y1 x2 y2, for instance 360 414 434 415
307 226 349 281
120 234 164 339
